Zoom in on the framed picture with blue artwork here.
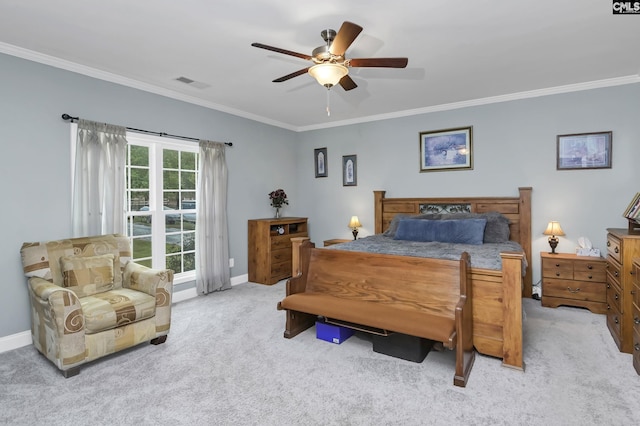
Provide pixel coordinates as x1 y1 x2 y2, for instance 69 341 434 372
342 155 357 186
419 126 473 172
314 147 328 177
556 131 612 170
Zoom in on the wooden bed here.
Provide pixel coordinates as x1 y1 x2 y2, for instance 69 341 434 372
373 187 532 369
292 186 531 370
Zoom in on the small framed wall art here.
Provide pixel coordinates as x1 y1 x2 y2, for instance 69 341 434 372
556 131 612 170
342 155 357 186
419 126 473 172
314 147 328 178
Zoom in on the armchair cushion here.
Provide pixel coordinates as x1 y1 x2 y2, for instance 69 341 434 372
80 288 156 334
60 253 115 297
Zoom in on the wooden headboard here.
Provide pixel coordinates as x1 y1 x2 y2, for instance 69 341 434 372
373 187 533 297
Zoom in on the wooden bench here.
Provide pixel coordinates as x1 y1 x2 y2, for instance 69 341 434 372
277 239 476 387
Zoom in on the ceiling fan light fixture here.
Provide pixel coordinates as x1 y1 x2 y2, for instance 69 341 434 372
308 63 348 87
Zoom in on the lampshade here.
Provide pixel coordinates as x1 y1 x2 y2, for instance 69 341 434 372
308 63 348 87
348 216 362 229
543 221 565 236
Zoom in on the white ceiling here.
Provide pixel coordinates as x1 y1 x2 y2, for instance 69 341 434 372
1 0 639 131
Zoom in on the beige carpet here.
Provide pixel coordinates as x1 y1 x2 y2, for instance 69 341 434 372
1 281 638 425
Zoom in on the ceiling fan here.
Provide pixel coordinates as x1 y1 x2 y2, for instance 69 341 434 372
251 21 408 91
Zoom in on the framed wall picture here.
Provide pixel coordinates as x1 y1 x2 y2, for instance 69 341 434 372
314 147 328 178
556 131 612 170
342 155 357 186
419 126 473 172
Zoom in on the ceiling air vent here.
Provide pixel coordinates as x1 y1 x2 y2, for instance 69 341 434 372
174 76 210 90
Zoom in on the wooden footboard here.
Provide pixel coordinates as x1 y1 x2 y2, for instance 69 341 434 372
291 238 525 370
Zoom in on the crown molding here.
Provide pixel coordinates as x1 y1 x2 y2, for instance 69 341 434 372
0 42 297 131
296 75 640 132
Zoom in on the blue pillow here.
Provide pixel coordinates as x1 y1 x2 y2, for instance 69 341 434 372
393 219 487 245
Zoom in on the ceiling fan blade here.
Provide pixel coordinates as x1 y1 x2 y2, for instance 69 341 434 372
348 58 409 68
272 68 310 83
329 21 363 56
251 43 312 61
339 75 358 91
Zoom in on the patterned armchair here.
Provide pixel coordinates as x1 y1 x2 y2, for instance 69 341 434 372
20 234 173 377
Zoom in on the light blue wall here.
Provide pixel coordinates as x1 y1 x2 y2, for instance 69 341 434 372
2 50 639 342
294 84 640 287
0 53 298 338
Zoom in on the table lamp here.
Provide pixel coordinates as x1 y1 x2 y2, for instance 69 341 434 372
543 221 565 254
348 216 362 240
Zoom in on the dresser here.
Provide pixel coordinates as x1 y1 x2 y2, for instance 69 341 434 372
605 228 640 354
540 252 607 314
632 258 640 374
248 217 308 285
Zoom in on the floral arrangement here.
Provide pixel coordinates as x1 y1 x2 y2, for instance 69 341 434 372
268 189 289 208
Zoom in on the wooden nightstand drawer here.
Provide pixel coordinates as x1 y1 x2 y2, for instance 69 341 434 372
573 260 606 281
574 270 607 282
542 258 573 279
543 278 605 302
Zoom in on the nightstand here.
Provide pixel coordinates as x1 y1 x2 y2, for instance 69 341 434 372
541 252 607 314
323 238 352 247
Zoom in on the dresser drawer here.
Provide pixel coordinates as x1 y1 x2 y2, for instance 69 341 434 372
271 235 292 250
606 258 622 287
543 278 605 302
633 325 640 375
607 281 623 313
542 258 573 279
606 233 621 263
271 247 291 264
634 260 640 308
270 260 291 279
607 305 622 349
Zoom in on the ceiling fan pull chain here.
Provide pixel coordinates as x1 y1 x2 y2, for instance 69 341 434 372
326 88 331 116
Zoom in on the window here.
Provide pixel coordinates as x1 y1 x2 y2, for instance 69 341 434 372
125 133 198 282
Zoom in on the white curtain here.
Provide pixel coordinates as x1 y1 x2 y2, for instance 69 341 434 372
72 119 127 237
196 141 231 294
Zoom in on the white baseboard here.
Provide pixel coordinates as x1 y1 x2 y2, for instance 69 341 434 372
0 274 249 354
0 330 32 354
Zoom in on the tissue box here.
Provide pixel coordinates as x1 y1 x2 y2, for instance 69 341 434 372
316 320 354 344
576 248 601 257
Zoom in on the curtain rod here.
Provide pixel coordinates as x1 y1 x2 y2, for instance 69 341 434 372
61 113 233 147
